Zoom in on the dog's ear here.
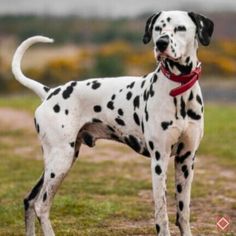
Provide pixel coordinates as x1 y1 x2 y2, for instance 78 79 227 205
188 12 214 46
143 12 161 44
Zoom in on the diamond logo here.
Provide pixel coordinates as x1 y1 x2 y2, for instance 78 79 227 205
216 216 230 231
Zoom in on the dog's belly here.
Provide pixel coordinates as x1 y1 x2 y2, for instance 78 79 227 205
73 76 153 157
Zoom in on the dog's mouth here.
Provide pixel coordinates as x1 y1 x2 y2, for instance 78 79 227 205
156 52 181 62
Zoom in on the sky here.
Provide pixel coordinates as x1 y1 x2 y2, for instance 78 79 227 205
0 0 236 17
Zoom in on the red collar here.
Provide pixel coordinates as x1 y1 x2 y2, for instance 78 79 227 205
160 63 202 97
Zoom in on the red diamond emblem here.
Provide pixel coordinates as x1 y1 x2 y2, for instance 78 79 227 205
216 216 230 231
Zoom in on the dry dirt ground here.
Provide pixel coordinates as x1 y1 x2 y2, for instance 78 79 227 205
0 107 235 236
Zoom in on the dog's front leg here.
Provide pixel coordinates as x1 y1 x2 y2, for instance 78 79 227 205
151 149 171 236
175 125 202 236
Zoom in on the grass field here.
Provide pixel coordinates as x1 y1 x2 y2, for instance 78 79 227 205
0 95 235 235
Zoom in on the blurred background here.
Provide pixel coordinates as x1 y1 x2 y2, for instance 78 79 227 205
0 1 235 235
0 0 236 99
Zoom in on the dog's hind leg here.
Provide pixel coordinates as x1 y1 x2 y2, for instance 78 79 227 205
24 173 44 236
32 142 77 236
174 125 202 236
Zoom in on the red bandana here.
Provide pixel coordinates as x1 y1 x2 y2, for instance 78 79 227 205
160 64 202 97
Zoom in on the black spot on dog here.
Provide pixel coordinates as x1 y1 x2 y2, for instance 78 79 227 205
167 17 171 22
34 118 40 133
43 86 50 92
82 132 94 147
126 92 132 100
43 192 47 202
62 85 74 99
177 184 182 193
179 201 184 211
71 81 77 87
182 165 187 173
186 56 190 64
127 81 135 89
107 101 114 110
70 142 75 148
111 94 116 100
24 174 44 210
141 80 146 88
126 135 141 153
173 97 178 119
187 109 201 120
180 97 186 119
143 90 147 101
92 81 101 90
115 118 126 126
133 113 140 126
153 74 158 83
107 125 115 132
177 142 184 155
161 121 173 130
176 151 191 164
111 134 120 141
143 89 150 101
196 95 203 105
155 165 162 175
133 96 140 109
118 109 124 116
149 84 155 97
92 118 102 123
188 91 194 101
50 173 55 178
156 224 161 233
62 125 64 128
142 148 151 157
149 141 154 150
53 104 60 113
141 121 145 133
184 169 189 178
86 82 90 86
65 109 69 115
155 151 160 161
145 105 149 121
94 105 102 113
47 88 61 100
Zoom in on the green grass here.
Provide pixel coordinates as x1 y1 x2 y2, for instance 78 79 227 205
199 103 236 167
0 95 235 235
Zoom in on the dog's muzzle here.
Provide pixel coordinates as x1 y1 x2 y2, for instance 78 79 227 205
156 35 169 52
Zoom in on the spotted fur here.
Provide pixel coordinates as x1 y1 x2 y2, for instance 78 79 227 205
12 10 214 236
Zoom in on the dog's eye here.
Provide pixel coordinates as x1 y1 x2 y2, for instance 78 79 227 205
155 26 162 32
174 26 187 33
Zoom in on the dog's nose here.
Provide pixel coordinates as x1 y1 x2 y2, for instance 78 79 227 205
156 35 169 52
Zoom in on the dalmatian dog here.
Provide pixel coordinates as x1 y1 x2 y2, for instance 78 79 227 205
12 11 213 236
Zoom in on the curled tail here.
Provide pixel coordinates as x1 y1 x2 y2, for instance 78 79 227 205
12 36 54 100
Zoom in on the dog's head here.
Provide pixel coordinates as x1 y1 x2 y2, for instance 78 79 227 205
143 11 214 63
